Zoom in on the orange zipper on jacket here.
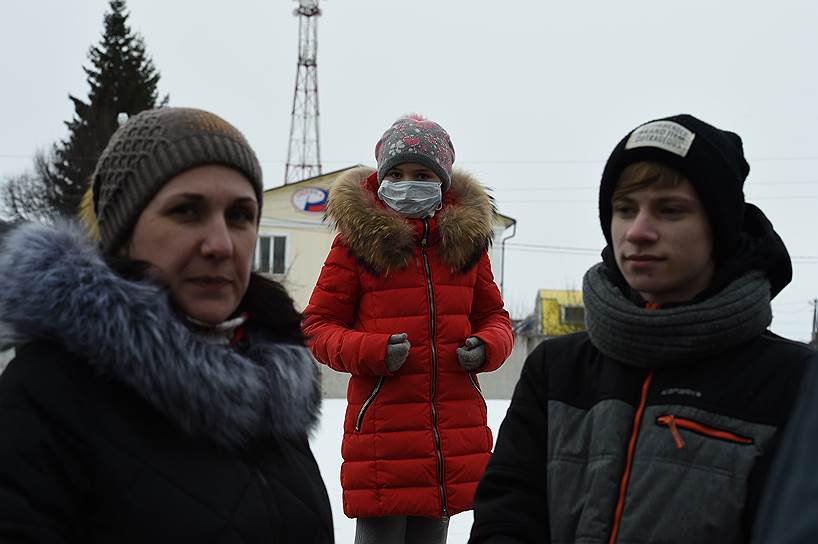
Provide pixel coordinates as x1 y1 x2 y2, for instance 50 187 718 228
608 371 653 544
608 301 660 543
656 415 754 448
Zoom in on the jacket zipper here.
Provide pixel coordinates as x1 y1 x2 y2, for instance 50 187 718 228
656 415 754 448
468 372 487 411
608 371 653 544
243 452 279 537
421 219 448 518
355 376 384 432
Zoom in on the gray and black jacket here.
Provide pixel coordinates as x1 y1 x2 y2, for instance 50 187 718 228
470 205 813 544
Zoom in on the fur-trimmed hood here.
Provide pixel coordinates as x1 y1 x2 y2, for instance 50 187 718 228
0 221 320 449
325 166 497 274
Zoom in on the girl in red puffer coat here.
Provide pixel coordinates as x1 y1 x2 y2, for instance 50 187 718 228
303 114 514 544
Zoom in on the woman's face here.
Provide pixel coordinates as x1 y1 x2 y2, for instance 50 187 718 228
124 165 259 324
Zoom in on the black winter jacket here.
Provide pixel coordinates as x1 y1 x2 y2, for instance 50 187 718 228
0 222 334 543
470 205 813 544
470 331 811 544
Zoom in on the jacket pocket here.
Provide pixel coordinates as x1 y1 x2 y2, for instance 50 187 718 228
468 372 487 411
355 376 384 432
656 414 754 449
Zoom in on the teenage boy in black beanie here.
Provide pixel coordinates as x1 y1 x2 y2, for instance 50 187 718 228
469 114 813 544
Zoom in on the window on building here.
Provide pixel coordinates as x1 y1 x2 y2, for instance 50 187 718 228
560 305 585 326
254 235 287 275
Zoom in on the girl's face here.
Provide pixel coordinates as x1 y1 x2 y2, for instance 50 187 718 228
123 165 259 324
383 163 440 182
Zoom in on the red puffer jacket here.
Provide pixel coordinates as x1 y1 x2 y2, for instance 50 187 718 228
303 167 513 519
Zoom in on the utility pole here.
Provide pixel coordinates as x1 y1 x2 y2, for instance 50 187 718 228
284 0 323 184
812 298 818 345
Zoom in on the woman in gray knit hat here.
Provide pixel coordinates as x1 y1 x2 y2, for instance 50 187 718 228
0 107 333 542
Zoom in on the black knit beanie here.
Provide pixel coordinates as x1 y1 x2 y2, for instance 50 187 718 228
598 114 750 256
92 107 263 253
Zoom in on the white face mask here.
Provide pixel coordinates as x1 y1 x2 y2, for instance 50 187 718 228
377 180 443 218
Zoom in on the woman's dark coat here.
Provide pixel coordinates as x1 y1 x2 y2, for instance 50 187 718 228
0 222 333 543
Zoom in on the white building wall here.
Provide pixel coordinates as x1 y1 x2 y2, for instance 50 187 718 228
259 180 335 311
259 216 332 311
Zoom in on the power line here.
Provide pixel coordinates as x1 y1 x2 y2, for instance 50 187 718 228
775 300 816 307
503 241 818 262
491 180 818 192
460 156 818 165
497 195 818 204
774 307 813 315
5 154 818 164
504 242 599 256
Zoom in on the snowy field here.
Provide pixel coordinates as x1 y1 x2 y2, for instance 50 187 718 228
310 398 513 544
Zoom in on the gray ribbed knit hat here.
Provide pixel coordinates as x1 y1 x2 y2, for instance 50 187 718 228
92 107 263 253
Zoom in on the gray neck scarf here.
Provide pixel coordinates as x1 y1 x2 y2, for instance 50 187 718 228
583 263 772 368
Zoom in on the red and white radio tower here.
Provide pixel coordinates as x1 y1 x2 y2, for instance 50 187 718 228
284 0 323 184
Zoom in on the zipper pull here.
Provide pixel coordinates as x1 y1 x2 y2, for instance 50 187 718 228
665 415 685 449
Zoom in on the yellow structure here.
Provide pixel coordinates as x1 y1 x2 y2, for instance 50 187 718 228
536 289 585 336
257 166 516 311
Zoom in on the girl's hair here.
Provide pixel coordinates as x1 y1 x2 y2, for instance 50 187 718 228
106 254 304 345
612 160 688 200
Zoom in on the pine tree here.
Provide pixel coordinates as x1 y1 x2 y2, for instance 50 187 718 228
50 0 167 216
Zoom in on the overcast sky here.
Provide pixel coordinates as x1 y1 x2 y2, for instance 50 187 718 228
2 0 818 340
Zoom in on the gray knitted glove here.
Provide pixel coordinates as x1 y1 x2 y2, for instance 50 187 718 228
385 333 410 372
457 337 485 371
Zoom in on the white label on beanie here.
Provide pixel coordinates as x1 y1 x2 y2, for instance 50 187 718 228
625 120 695 157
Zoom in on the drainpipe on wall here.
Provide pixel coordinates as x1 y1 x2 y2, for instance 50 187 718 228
499 219 517 298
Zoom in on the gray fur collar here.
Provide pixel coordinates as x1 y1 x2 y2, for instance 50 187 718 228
325 166 496 273
0 221 320 449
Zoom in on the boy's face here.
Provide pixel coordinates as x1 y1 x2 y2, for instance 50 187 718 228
611 179 715 304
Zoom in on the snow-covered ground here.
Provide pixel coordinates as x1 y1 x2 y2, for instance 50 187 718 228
310 398 513 544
